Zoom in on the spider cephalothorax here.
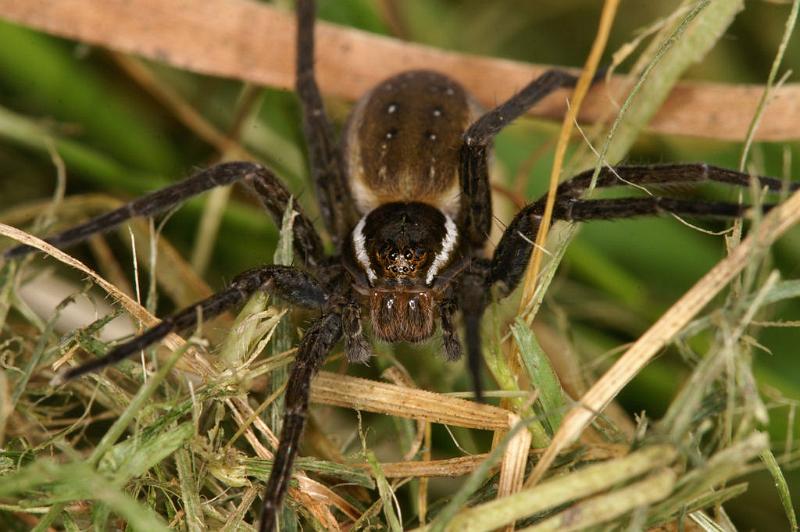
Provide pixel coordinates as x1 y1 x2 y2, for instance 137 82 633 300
348 201 460 343
5 1 798 531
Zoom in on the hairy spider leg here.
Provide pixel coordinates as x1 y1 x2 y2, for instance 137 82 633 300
556 163 800 199
341 300 371 363
459 69 586 248
259 312 343 532
438 296 463 362
258 2 361 529
296 0 358 247
3 161 325 267
489 172 799 294
455 69 591 400
52 265 328 383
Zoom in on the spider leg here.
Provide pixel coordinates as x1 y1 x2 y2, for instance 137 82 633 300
296 0 358 247
259 311 343 532
54 265 327 382
459 70 592 249
490 194 779 295
439 297 462 362
456 260 491 401
556 163 800 198
4 162 325 267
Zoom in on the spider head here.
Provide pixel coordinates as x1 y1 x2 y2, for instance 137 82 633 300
348 202 460 342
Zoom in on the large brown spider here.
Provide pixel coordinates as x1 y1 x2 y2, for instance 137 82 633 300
4 1 797 530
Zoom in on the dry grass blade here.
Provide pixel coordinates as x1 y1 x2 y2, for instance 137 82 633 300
0 223 203 376
359 454 491 478
519 469 676 532
520 0 618 314
1 194 214 307
310 371 510 430
1 0 800 140
446 444 676 532
311 371 531 519
526 186 800 488
496 412 532 505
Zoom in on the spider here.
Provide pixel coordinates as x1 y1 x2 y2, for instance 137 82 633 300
4 0 797 530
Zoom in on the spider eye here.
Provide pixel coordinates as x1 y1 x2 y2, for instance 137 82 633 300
389 251 398 261
404 250 413 260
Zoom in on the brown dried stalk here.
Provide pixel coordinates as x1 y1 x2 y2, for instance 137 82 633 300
0 0 798 140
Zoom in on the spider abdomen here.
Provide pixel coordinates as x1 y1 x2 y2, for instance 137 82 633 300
343 70 480 217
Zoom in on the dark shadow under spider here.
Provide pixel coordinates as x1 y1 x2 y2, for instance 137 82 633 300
3 0 798 530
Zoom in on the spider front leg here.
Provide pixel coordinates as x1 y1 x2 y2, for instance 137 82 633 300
260 311 343 532
455 260 492 401
458 70 591 249
54 265 327 382
489 189 790 295
296 0 358 246
439 297 463 362
4 161 325 267
555 163 800 199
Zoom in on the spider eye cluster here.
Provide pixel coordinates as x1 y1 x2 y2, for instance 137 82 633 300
379 245 428 276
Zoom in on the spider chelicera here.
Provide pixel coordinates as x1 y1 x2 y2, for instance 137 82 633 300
4 0 798 530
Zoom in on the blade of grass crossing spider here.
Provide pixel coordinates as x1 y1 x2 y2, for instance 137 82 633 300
217 291 274 366
217 200 297 367
367 450 403 532
760 449 798 531
269 198 297 433
510 319 566 433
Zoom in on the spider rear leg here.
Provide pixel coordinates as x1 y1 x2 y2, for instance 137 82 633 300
53 265 327 383
260 311 343 532
556 163 800 199
459 70 599 249
4 162 325 267
490 194 780 295
296 0 358 246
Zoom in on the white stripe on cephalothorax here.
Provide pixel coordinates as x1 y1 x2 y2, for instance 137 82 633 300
426 214 458 285
352 215 377 284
